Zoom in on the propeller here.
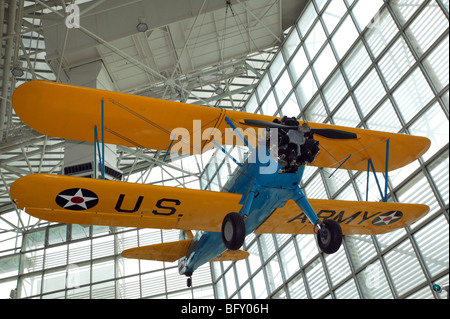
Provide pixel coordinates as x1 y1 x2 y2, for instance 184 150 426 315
243 119 357 140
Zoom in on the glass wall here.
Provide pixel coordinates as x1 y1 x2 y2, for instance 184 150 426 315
207 0 449 299
0 0 448 299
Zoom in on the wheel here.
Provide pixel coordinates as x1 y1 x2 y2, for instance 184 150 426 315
187 277 192 288
222 212 246 250
316 219 342 254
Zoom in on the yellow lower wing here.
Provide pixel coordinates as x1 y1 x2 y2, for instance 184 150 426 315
255 199 429 235
10 174 242 232
12 81 430 172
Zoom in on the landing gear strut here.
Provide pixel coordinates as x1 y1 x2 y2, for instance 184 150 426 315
316 219 342 254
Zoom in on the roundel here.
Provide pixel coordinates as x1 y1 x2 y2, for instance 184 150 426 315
56 188 99 210
372 211 403 226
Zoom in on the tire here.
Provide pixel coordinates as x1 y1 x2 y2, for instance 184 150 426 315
222 212 246 250
316 219 342 254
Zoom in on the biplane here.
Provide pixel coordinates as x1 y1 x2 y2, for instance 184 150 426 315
10 81 430 287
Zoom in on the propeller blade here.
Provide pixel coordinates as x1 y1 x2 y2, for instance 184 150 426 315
311 128 357 139
243 119 357 139
243 119 297 130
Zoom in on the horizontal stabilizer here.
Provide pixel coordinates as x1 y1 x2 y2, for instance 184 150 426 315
210 250 250 262
121 239 192 262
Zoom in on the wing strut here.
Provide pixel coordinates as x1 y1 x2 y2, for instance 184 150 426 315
366 139 390 202
94 99 106 179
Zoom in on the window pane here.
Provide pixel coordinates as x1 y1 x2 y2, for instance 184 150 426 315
269 52 285 81
266 256 283 293
428 149 449 204
296 235 319 265
24 230 46 251
335 279 360 298
409 103 449 161
247 241 262 273
346 235 377 269
283 27 300 59
256 73 271 101
259 91 277 116
367 99 402 132
391 0 423 25
357 260 393 298
352 0 383 31
333 97 360 127
414 215 449 277
296 69 318 106
332 15 359 59
384 239 427 296
378 37 415 89
288 272 308 298
305 259 328 298
343 42 371 87
304 21 327 58
260 234 276 262
322 0 347 34
354 69 386 116
224 267 237 296
325 246 350 286
289 46 308 82
424 36 449 91
406 0 448 56
365 8 398 58
274 69 292 104
280 240 300 279
298 2 317 36
313 44 336 85
280 92 301 117
396 171 439 227
323 70 347 112
245 93 258 113
48 225 67 245
252 270 267 298
393 68 434 123
43 269 66 294
304 95 326 123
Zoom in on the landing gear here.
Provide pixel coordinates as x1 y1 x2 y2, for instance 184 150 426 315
222 212 246 250
316 219 342 254
186 271 193 287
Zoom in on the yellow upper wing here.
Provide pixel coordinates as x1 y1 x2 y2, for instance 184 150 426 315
255 199 429 235
10 174 242 232
13 80 430 172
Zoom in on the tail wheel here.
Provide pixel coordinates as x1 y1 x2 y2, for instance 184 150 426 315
222 212 245 250
316 219 342 254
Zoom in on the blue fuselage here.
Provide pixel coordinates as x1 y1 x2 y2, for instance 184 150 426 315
179 148 314 276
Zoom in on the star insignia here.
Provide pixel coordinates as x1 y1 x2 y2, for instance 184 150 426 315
372 211 403 226
56 188 99 211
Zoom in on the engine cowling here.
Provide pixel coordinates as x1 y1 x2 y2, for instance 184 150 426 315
266 116 320 173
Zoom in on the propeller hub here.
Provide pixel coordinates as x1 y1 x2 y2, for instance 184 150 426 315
266 116 320 173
